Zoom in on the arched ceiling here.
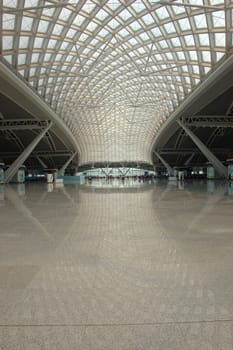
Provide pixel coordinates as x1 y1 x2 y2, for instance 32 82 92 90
1 0 232 165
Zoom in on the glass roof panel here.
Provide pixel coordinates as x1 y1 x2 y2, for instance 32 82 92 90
3 0 17 7
155 7 169 20
214 32 226 46
21 16 34 31
38 20 50 33
178 18 191 31
194 14 207 29
1 1 232 164
59 8 72 21
3 14 15 30
2 35 14 50
141 14 154 25
164 22 176 34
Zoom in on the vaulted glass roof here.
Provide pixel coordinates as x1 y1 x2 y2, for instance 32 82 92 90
1 0 232 165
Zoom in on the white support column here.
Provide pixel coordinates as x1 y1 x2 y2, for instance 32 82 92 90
154 151 173 176
5 123 52 183
177 120 227 178
58 151 77 176
36 156 48 169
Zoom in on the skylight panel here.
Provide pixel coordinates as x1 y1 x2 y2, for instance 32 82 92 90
155 54 162 61
90 38 99 46
34 37 44 48
142 14 154 26
48 39 57 49
44 53 52 61
165 52 173 60
2 36 13 50
204 66 211 74
184 35 195 46
194 14 207 29
129 21 141 31
182 65 188 72
189 0 204 5
139 32 150 41
118 28 130 37
216 51 225 61
176 51 185 60
18 53 26 65
202 50 211 62
96 8 109 21
137 47 146 55
98 28 109 38
192 65 199 74
29 67 36 76
198 33 210 46
82 1 96 14
52 24 64 36
171 37 181 47
38 78 45 86
60 42 69 50
164 22 176 34
214 32 225 47
210 0 224 3
151 27 162 37
106 0 121 11
212 11 225 27
42 6 55 18
156 7 169 20
31 53 40 63
3 14 15 30
128 51 136 58
79 33 89 42
19 36 29 49
178 18 191 31
189 50 197 60
38 20 49 33
159 40 168 49
59 8 72 21
21 16 34 31
65 55 73 62
55 53 63 61
73 14 86 26
83 47 91 55
66 28 76 38
3 0 17 7
24 0 38 7
128 37 138 46
86 21 98 31
171 4 186 15
107 18 120 29
119 9 132 21
131 2 146 13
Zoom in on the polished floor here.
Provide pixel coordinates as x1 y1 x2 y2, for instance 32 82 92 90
0 179 233 349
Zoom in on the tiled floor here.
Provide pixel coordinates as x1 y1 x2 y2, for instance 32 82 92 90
0 179 233 349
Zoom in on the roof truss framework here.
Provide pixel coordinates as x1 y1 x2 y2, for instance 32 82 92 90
1 0 233 164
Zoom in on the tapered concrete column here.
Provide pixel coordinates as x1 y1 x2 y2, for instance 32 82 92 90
5 123 52 183
154 151 173 176
58 151 77 176
177 120 227 178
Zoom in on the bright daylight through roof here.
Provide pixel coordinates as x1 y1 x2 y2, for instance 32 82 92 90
1 0 232 165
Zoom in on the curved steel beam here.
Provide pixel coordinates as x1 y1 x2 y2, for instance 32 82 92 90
0 61 80 156
151 52 233 157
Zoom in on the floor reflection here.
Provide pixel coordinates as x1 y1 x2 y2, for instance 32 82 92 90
0 180 233 350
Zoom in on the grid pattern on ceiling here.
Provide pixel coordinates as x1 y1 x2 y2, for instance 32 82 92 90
1 0 232 164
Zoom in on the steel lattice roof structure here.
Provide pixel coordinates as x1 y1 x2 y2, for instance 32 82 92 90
1 0 233 169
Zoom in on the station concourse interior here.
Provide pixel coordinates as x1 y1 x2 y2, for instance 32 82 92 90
1 1 233 349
